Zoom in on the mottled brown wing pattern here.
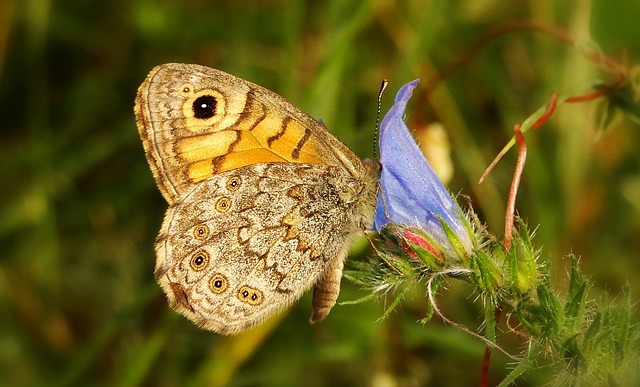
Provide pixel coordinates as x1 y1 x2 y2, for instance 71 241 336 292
154 163 376 334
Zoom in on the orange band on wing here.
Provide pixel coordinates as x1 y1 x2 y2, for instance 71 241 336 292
187 149 289 182
179 111 324 183
250 114 320 164
178 131 240 162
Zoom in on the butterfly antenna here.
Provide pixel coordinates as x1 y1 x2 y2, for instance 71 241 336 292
373 79 389 160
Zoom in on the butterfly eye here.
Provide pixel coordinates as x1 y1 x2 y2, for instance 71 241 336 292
238 285 263 305
227 176 242 191
190 250 209 271
193 224 209 240
215 197 231 213
209 273 228 294
192 95 217 119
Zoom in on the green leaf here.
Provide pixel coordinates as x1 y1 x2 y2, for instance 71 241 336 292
564 256 587 326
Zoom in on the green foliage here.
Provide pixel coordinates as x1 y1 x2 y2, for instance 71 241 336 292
350 219 639 384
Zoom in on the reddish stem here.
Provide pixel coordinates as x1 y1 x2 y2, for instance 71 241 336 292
479 306 503 387
566 74 625 103
480 346 492 387
504 125 527 250
531 93 558 130
479 128 526 384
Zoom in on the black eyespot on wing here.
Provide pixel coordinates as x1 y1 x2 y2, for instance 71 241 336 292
227 176 242 191
209 273 228 294
193 224 209 240
189 250 209 271
215 197 231 213
238 285 263 305
193 95 217 119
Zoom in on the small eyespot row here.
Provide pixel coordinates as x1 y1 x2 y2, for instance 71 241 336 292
180 84 192 95
215 197 231 213
209 273 228 294
238 285 263 305
193 224 209 240
189 250 209 271
226 176 242 191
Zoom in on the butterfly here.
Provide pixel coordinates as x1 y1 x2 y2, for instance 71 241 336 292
134 63 379 334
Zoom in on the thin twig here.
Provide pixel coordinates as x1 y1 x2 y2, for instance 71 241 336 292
504 125 527 250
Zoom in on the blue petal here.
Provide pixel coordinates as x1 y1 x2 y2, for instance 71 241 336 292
374 80 471 252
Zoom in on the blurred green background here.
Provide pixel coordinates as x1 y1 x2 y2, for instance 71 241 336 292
2 0 640 386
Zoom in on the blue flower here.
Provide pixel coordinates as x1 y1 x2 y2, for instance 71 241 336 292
374 80 474 260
